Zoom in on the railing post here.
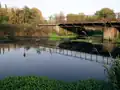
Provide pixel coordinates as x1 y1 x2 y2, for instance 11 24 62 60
59 49 61 54
75 51 76 57
63 49 64 54
96 54 97 62
80 52 81 58
85 53 86 60
107 57 108 65
67 50 68 55
103 56 104 63
71 50 72 56
91 53 92 61
55 48 56 53
65 50 67 55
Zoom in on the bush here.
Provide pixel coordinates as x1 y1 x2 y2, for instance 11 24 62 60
0 76 112 90
105 58 120 90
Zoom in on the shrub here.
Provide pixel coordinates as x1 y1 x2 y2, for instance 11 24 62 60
105 58 120 90
0 76 112 90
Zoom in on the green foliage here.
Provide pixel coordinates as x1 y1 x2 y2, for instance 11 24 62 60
66 13 99 23
95 8 116 19
49 32 77 41
49 32 60 41
0 76 113 90
66 8 116 23
104 58 120 90
0 16 8 24
0 3 44 25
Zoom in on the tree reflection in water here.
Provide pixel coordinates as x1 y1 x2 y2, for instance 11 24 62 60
23 52 26 57
49 48 52 55
23 47 26 57
36 48 41 54
25 46 30 51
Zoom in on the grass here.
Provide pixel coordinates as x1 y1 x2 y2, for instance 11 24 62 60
0 76 113 90
49 33 77 41
115 38 120 43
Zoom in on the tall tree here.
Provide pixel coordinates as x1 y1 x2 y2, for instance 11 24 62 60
31 8 44 24
23 6 33 24
66 13 76 23
95 8 116 19
55 12 65 24
0 4 9 23
78 13 86 22
0 3 1 8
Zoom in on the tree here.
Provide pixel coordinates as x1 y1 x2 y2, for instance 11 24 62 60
23 6 33 24
54 12 65 24
8 8 16 24
48 15 55 24
31 8 44 24
78 13 86 22
5 4 7 11
95 8 116 19
0 4 9 24
66 13 77 23
0 3 1 8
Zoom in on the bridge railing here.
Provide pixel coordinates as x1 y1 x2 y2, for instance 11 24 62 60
37 13 120 26
38 46 114 65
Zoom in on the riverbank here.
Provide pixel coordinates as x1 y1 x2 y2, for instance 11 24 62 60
0 76 113 90
49 33 77 41
0 37 18 43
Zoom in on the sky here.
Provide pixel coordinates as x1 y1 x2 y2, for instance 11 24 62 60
0 0 119 19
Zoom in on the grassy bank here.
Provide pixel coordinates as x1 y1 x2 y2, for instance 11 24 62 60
0 76 113 90
49 33 77 41
0 36 17 43
115 38 120 43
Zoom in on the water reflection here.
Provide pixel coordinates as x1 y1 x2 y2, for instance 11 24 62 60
36 48 41 54
23 47 26 57
0 42 110 81
59 41 120 58
23 52 26 57
49 48 52 55
25 46 31 51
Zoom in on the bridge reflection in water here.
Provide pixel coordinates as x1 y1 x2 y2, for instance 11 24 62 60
0 43 114 65
37 46 113 65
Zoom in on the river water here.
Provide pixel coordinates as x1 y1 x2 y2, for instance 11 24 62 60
0 40 115 81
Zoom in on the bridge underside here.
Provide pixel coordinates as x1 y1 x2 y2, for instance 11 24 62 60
59 22 120 28
58 22 120 40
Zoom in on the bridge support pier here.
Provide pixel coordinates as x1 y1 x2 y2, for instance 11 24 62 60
103 27 119 40
53 25 60 33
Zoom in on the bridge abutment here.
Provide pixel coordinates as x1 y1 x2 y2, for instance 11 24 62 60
103 27 119 40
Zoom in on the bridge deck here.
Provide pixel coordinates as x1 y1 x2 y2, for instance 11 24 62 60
38 24 57 26
38 21 120 28
59 21 120 28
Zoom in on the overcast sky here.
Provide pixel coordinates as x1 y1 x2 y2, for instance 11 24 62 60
0 0 119 18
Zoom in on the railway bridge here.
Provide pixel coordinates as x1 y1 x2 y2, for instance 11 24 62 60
38 21 120 40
